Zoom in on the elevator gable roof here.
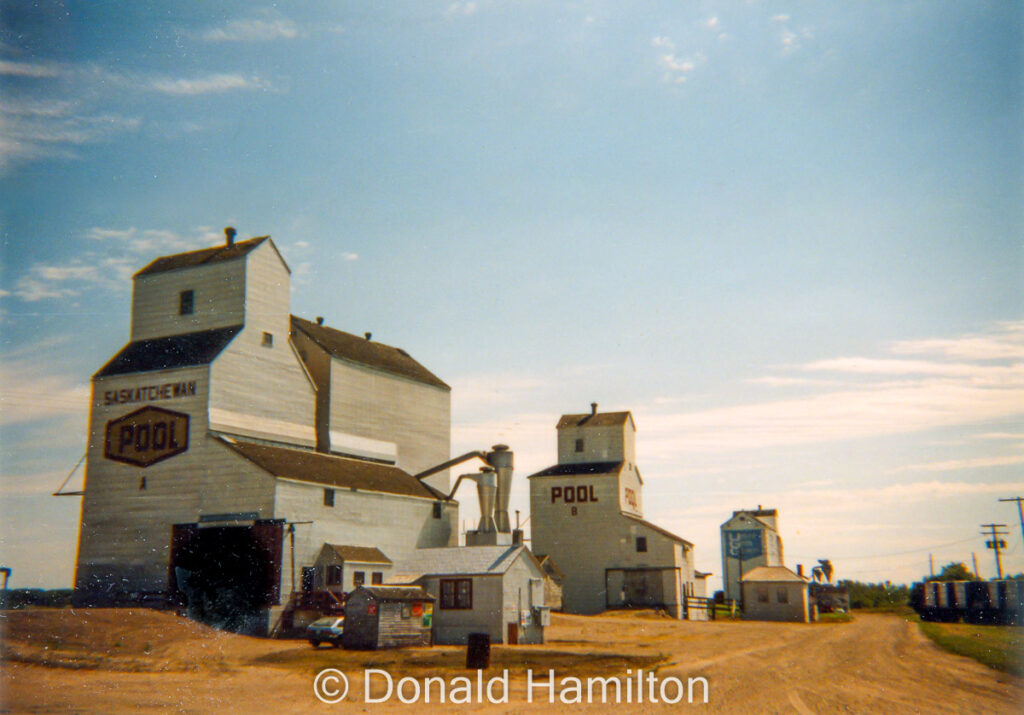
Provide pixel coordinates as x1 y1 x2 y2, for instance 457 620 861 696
527 461 624 478
220 438 449 501
134 236 270 277
291 315 450 390
95 325 243 377
623 512 693 548
557 411 635 430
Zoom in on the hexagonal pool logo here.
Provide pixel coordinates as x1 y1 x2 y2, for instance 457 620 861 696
104 406 190 467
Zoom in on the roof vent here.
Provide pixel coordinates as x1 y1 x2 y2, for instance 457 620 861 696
316 316 324 326
364 332 372 341
225 226 236 246
590 402 598 415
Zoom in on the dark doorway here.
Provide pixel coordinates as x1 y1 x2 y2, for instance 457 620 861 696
169 520 283 634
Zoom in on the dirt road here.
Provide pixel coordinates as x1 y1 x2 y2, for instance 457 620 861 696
2 608 1021 713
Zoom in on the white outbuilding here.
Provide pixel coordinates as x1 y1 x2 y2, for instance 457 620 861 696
388 544 547 645
740 566 811 623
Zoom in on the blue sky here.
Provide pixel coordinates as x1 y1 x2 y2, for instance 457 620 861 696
1 1 1021 590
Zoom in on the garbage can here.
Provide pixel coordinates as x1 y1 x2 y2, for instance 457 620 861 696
466 632 490 669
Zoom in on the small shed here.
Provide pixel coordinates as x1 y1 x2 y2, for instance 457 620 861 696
741 566 811 623
314 544 393 595
342 585 435 650
389 545 548 645
693 571 711 599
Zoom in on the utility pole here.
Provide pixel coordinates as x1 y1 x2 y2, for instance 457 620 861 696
929 553 934 579
999 496 1024 552
981 524 1009 580
972 552 980 579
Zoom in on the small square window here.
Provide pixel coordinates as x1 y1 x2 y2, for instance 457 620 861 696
262 332 273 347
179 290 194 315
636 536 647 553
432 502 442 519
575 438 584 453
757 586 769 603
323 488 334 507
777 588 789 604
353 571 365 587
372 572 383 585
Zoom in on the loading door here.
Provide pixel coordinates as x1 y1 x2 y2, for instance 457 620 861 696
623 570 665 608
169 519 284 633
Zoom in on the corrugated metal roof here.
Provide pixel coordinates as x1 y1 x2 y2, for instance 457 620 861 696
622 513 693 547
292 315 450 390
356 585 434 601
95 325 243 377
134 237 268 277
556 411 634 429
527 461 624 478
741 566 808 583
388 545 533 582
327 544 392 564
219 438 448 501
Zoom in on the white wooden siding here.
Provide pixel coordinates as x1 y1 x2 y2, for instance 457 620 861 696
130 260 246 341
273 480 456 599
75 366 277 595
328 358 450 492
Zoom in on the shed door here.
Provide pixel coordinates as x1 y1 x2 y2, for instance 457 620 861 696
507 622 518 645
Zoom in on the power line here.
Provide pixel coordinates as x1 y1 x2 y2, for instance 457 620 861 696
788 536 978 562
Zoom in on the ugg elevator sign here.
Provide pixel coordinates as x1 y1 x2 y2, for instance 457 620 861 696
104 406 189 467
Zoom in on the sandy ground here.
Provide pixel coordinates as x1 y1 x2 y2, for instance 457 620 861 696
1 608 1022 713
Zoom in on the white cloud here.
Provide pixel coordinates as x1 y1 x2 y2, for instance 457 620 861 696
0 59 61 78
0 98 142 172
745 376 836 387
340 252 359 261
202 17 300 42
446 2 478 17
3 227 215 301
889 455 1024 474
0 356 90 427
893 325 1024 360
148 73 267 96
651 36 675 50
704 17 720 30
772 14 790 23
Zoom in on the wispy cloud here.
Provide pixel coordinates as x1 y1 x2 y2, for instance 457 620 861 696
0 352 90 427
889 455 1024 474
653 34 707 85
0 97 141 171
446 2 479 17
3 227 220 301
0 59 62 78
340 252 359 262
147 73 268 96
202 16 300 42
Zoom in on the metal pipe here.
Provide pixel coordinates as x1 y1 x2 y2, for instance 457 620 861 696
415 451 488 482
